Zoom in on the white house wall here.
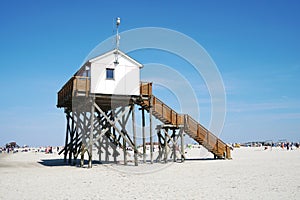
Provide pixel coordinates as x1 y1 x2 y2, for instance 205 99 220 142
90 53 140 95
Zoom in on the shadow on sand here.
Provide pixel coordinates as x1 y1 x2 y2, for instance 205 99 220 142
38 159 119 167
38 159 70 167
185 158 219 161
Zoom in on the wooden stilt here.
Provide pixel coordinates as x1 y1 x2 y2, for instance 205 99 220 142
132 104 138 166
105 132 109 162
142 109 146 163
81 111 86 167
69 112 75 165
88 100 95 168
111 109 117 163
98 113 102 164
180 127 185 162
173 129 176 162
73 111 79 166
226 145 231 159
98 139 102 164
64 110 70 163
122 107 127 165
164 129 168 163
149 96 154 164
157 129 162 162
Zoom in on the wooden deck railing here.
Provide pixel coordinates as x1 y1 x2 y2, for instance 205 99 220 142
59 79 150 108
151 96 184 126
57 76 90 108
184 114 230 158
140 82 152 96
57 76 74 108
73 76 90 96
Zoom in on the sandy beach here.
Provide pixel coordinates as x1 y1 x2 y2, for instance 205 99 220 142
0 147 299 200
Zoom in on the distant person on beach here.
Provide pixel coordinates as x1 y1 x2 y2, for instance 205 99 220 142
270 143 272 151
286 142 290 150
57 146 59 152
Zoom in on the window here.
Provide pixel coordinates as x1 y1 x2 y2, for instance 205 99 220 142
106 68 114 79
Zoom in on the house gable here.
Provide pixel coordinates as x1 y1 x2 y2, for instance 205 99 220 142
89 49 142 95
89 49 143 68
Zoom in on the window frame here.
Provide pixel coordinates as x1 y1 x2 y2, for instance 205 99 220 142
106 68 115 80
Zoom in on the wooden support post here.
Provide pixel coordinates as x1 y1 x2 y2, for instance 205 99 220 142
180 127 185 162
81 147 85 167
81 111 86 167
173 129 176 162
142 108 146 163
111 109 117 163
149 96 153 164
64 111 70 163
122 107 127 165
226 146 231 159
98 113 102 164
206 130 209 148
104 131 109 162
69 112 75 165
88 100 95 168
157 129 162 162
73 111 79 166
80 144 85 167
123 136 127 165
132 104 138 166
164 129 168 163
97 140 102 163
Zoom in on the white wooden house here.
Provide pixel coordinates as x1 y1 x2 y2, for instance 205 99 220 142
76 49 143 96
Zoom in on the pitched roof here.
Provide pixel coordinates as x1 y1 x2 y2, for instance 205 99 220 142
88 49 143 68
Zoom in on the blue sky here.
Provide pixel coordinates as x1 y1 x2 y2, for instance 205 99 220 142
0 0 299 146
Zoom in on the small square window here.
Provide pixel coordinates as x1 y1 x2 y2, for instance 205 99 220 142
106 68 114 79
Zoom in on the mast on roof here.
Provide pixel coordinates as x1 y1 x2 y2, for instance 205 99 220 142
114 17 121 64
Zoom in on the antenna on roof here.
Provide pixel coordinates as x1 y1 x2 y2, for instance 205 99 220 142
114 17 121 64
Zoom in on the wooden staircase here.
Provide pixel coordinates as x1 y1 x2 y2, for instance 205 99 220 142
140 82 231 159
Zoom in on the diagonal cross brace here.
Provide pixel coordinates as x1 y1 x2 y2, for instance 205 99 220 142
163 129 186 159
93 103 138 153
